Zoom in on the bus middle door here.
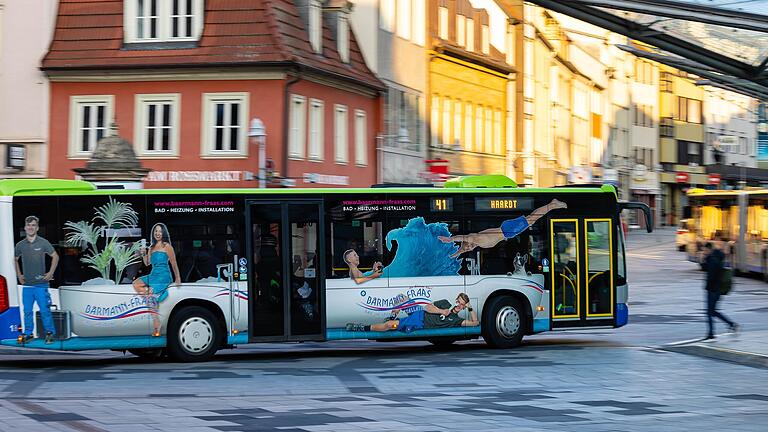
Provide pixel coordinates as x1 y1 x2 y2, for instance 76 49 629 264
247 201 325 342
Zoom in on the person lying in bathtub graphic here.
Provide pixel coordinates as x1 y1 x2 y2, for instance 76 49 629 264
346 293 478 332
343 249 383 284
439 199 567 257
132 223 181 336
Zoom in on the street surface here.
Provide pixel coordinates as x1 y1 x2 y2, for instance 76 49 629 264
0 228 766 431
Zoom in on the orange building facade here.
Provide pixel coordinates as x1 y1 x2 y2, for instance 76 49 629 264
44 0 383 189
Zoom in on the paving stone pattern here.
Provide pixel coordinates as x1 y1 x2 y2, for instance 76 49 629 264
0 228 767 431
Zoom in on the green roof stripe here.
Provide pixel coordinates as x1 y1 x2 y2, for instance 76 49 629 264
0 179 617 197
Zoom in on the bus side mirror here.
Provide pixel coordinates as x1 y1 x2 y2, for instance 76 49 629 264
619 202 653 233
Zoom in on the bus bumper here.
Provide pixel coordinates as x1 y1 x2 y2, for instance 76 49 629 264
616 303 628 327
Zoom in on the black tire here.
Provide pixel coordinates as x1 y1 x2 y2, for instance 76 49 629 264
763 256 768 283
128 348 166 360
482 296 526 349
167 306 221 362
428 338 457 347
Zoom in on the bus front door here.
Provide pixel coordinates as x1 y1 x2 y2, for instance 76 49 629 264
247 201 325 342
550 218 615 328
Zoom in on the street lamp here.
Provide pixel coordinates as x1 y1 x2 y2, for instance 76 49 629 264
249 118 267 188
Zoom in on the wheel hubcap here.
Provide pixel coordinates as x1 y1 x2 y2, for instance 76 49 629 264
496 306 520 339
179 317 213 353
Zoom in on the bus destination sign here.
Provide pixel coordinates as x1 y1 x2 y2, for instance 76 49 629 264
475 197 534 211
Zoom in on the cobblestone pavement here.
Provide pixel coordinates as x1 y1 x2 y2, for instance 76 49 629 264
0 228 766 431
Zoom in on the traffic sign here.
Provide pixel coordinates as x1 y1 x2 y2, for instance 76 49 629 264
675 172 689 183
708 173 721 185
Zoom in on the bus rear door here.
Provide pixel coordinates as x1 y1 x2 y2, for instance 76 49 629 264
550 218 616 328
246 201 325 342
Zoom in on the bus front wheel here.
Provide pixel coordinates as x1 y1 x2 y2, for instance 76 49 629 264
482 296 526 349
167 306 221 362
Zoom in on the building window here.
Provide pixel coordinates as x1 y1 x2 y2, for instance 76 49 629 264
678 140 702 165
457 15 466 46
201 93 248 157
309 0 322 53
454 101 462 148
442 98 451 145
289 95 307 159
676 97 702 124
466 18 475 51
380 0 395 32
660 117 674 137
135 94 180 157
634 104 654 128
308 99 324 161
431 95 440 147
475 104 483 151
482 24 490 55
334 104 348 163
69 95 114 158
438 5 448 40
464 103 473 151
412 0 425 46
397 0 411 40
635 60 653 85
124 0 204 43
338 14 349 63
355 110 367 166
484 107 492 153
493 110 502 154
660 72 673 93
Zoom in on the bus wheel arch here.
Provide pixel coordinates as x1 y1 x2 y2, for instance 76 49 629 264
166 300 226 362
481 290 531 349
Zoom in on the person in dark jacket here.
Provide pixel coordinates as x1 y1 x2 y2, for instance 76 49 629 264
703 242 739 340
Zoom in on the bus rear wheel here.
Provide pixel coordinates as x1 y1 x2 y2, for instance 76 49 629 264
482 296 526 349
167 306 221 362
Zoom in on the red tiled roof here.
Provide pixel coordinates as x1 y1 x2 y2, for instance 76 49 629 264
43 0 383 90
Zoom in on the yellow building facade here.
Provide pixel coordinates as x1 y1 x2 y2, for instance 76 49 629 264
427 0 515 178
658 65 706 225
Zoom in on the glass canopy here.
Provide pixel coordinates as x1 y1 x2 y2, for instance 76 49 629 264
529 0 768 98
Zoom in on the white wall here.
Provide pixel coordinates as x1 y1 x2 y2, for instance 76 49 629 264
703 87 757 168
349 0 379 74
0 0 57 177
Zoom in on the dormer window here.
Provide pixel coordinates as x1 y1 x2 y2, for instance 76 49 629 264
338 13 349 63
482 24 490 54
309 0 322 53
124 0 204 43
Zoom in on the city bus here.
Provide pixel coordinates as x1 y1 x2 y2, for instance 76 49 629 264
687 188 768 278
0 176 651 361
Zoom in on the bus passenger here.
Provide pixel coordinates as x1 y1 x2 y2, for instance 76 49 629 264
346 293 478 332
343 249 383 284
439 199 567 257
15 215 59 344
133 223 181 337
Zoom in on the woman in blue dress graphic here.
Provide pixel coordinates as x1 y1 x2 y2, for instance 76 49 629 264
132 223 181 336
440 199 567 257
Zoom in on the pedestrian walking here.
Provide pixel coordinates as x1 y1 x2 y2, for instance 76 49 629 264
702 242 739 340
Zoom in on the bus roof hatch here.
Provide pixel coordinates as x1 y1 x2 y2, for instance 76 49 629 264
444 175 517 188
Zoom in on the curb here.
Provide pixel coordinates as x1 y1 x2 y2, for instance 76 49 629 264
662 344 768 369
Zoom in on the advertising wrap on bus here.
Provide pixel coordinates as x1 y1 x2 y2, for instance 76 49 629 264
0 177 646 361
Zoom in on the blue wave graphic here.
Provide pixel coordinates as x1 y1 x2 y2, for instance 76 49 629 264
381 217 461 277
